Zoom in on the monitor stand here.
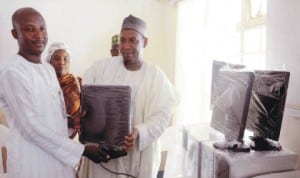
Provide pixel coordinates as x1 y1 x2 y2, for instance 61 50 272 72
249 136 282 151
213 140 251 152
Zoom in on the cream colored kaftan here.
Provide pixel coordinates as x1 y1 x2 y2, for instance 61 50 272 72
79 57 178 178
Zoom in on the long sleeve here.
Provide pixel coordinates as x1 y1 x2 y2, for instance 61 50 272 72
83 64 97 84
135 67 179 151
1 69 84 167
83 59 107 85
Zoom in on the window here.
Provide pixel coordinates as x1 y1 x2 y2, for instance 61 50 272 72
242 0 267 69
175 0 267 124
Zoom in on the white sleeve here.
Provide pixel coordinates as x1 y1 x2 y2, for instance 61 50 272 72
83 59 106 85
136 68 179 151
83 64 97 85
1 70 84 167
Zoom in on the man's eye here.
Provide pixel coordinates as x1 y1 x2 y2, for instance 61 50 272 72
53 58 59 61
131 39 137 43
40 26 46 32
25 27 34 32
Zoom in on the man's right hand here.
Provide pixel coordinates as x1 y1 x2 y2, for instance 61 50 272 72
83 145 110 163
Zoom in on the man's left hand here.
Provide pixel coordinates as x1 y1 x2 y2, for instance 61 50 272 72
123 128 139 151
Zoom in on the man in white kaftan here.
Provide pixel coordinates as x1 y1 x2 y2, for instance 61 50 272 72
0 7 108 178
78 15 178 178
0 55 84 178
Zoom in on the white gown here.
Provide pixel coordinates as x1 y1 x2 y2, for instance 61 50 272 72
0 55 84 178
79 57 178 178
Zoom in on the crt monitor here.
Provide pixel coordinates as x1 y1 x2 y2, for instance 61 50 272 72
245 70 290 141
210 60 254 143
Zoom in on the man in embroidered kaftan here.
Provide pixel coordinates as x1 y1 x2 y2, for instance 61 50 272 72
78 14 178 178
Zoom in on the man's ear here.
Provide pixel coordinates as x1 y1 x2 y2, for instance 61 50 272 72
11 29 18 39
143 37 148 48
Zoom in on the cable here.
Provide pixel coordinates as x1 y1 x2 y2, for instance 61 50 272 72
99 162 137 178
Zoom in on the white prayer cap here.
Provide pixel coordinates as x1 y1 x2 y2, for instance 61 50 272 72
46 42 71 63
121 14 146 36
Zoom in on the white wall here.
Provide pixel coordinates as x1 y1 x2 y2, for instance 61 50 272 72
266 0 300 168
0 0 177 81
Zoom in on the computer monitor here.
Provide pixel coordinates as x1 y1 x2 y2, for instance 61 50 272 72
246 70 290 141
79 85 131 158
210 60 245 109
210 60 254 143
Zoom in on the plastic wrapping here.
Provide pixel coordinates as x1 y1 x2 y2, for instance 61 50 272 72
201 141 298 178
210 66 254 142
178 124 205 178
246 70 290 141
178 124 224 178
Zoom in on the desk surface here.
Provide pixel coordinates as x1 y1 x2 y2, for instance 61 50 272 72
253 170 300 178
201 141 298 178
182 124 299 178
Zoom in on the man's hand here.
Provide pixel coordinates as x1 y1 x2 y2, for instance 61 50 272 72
123 128 139 151
80 109 87 118
82 145 110 163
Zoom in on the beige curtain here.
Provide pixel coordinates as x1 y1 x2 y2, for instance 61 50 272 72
174 0 242 125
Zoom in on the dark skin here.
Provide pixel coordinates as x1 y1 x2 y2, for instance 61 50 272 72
11 7 109 163
110 44 120 56
120 29 148 71
11 8 48 64
50 49 70 77
120 29 148 151
123 128 139 151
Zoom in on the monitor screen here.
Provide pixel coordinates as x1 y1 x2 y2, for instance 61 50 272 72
246 70 290 141
80 85 131 146
210 60 245 109
210 61 254 142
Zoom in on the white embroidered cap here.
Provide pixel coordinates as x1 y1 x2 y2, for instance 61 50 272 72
121 14 146 36
46 42 71 63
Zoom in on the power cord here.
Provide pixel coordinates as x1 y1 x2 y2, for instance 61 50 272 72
99 162 137 178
